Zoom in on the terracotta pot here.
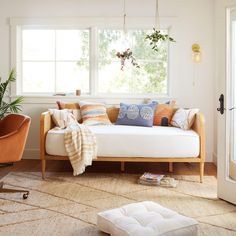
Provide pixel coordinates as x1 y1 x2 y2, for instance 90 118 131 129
76 89 81 96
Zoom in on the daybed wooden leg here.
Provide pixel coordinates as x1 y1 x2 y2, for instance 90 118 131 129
121 162 125 172
169 162 173 172
42 159 46 180
200 162 204 183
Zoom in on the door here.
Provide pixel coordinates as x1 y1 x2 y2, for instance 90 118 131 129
217 7 236 205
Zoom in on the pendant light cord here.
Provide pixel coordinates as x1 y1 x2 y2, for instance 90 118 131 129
155 0 160 30
123 0 127 35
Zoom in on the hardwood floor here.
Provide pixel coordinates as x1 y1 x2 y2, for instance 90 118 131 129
0 160 217 179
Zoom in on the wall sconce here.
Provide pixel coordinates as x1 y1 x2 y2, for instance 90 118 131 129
192 43 201 63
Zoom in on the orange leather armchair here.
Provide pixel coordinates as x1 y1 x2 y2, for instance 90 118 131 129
0 114 31 199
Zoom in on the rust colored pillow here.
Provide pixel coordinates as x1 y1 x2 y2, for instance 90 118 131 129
153 104 175 126
56 101 80 110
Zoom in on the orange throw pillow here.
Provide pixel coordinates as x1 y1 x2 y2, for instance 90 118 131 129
153 104 175 126
56 101 80 110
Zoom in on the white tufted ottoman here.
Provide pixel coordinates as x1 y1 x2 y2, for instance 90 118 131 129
97 201 198 236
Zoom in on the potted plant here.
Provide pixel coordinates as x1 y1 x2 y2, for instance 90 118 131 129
0 69 23 120
116 48 140 70
145 28 175 52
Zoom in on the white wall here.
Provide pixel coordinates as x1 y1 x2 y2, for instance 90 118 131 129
0 0 215 161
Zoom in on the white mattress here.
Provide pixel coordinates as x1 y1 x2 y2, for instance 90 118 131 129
46 125 199 158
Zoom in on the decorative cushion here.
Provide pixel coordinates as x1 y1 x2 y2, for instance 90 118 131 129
56 101 80 110
153 104 175 126
79 101 111 126
145 99 176 106
97 201 198 236
49 109 77 129
171 108 199 130
116 103 155 127
56 101 82 122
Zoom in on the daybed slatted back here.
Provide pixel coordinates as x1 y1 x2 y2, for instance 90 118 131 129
106 107 119 123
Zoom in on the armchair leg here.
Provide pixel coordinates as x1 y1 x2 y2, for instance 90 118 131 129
42 159 46 180
0 163 13 167
200 162 204 183
0 182 29 199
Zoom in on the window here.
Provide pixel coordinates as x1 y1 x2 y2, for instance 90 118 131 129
21 29 90 94
16 23 169 96
98 29 168 94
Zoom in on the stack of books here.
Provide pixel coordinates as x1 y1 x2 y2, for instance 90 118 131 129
138 172 164 186
138 173 178 188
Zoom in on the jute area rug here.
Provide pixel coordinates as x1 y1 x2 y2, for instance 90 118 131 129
0 172 235 236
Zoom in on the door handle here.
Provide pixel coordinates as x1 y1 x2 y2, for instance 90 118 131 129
217 94 225 114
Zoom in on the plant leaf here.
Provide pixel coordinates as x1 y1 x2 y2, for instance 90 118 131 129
0 69 23 119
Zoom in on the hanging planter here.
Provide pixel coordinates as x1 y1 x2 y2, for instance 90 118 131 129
116 48 140 71
145 28 175 52
115 0 140 70
145 0 175 52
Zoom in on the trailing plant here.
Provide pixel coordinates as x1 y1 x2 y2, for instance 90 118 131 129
145 28 175 52
0 69 23 119
116 48 140 71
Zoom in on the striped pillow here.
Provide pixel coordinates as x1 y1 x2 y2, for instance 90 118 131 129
79 101 111 126
49 109 77 128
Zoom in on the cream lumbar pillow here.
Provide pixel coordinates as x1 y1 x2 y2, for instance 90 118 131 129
171 108 199 130
49 109 77 129
56 101 82 122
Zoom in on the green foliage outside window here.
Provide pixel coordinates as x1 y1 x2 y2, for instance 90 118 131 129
76 29 168 95
98 29 168 94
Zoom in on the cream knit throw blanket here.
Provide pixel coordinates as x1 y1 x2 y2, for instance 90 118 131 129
64 123 97 176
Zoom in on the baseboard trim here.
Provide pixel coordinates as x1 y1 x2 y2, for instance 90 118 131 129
212 152 217 166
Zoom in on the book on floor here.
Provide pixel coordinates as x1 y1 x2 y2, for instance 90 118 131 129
138 172 178 187
138 172 164 185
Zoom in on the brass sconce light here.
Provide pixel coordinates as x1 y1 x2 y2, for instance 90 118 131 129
192 44 201 63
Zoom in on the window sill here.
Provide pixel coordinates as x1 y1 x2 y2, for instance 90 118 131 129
10 94 172 105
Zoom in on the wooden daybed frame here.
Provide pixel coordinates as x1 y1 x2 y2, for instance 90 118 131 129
40 107 205 182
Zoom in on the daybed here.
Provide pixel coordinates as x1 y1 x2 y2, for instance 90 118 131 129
40 107 205 182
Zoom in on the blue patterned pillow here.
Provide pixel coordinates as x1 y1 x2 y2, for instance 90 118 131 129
116 103 155 127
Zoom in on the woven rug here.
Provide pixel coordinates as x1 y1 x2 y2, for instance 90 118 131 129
0 172 236 235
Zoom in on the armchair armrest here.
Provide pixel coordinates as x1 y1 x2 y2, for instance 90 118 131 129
0 117 30 163
0 130 18 139
0 116 30 139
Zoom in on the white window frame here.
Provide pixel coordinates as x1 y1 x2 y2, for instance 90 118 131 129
10 17 175 100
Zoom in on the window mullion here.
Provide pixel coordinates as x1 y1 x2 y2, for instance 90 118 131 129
90 27 98 96
54 30 57 93
19 27 23 95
